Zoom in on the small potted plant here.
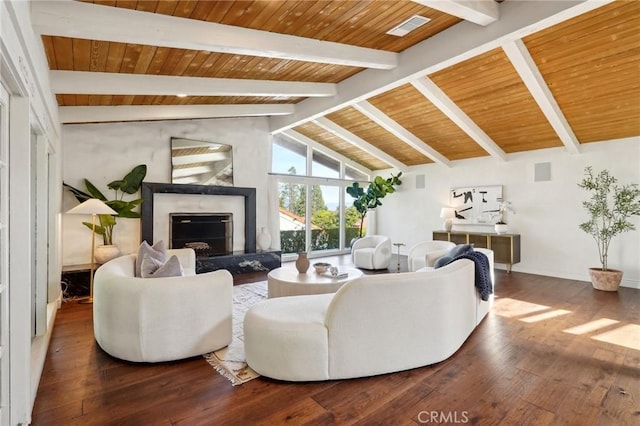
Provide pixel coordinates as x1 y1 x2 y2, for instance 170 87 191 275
494 199 515 234
578 166 640 291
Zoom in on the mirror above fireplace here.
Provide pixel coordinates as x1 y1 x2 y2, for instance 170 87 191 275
171 137 233 186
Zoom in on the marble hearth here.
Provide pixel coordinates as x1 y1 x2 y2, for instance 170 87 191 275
141 182 280 275
196 251 281 275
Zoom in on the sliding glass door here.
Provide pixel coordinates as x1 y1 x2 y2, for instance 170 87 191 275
278 181 307 253
310 184 340 251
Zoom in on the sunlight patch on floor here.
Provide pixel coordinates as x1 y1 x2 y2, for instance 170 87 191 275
493 298 638 351
592 324 640 351
519 309 572 323
563 318 619 335
492 298 550 318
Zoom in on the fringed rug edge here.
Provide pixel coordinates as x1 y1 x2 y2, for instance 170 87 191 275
204 351 260 386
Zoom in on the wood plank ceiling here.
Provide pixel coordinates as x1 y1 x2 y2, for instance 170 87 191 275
36 0 640 173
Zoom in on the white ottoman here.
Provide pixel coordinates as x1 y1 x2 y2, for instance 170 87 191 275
244 294 334 381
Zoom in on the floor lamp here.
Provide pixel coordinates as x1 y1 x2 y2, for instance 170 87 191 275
66 199 117 304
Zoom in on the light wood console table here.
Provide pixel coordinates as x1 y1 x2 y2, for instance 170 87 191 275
433 231 521 272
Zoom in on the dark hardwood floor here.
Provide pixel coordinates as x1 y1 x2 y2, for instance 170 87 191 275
32 256 640 425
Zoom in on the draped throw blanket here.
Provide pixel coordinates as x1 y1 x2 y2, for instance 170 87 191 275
442 251 493 301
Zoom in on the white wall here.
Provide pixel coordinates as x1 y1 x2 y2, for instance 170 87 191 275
62 122 640 289
376 138 640 289
62 117 271 265
2 1 63 422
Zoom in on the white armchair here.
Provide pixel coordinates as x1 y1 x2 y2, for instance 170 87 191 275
351 235 392 270
93 248 233 362
407 240 456 272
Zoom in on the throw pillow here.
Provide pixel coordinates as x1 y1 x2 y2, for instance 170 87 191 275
448 243 474 258
135 240 167 277
434 255 453 269
141 254 184 278
425 248 451 267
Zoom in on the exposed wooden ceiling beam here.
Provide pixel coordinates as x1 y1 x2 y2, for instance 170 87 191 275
313 117 409 172
59 104 294 124
278 130 373 177
50 71 337 98
411 78 506 161
172 165 217 179
502 39 581 155
269 0 614 133
172 139 231 151
171 152 230 166
411 0 499 26
172 176 202 185
31 1 398 70
352 101 451 167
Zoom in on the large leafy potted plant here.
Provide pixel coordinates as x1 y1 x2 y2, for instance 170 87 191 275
346 172 402 239
578 166 640 291
64 164 147 262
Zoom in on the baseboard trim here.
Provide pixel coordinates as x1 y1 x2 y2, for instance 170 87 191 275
30 297 60 412
497 265 639 289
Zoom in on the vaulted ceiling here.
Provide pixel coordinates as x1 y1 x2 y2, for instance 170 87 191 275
35 0 640 174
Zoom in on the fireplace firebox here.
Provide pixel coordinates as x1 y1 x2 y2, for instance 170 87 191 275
170 213 232 256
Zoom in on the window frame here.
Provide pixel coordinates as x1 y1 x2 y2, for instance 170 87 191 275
271 136 371 260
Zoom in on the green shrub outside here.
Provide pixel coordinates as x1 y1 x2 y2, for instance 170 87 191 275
280 227 361 254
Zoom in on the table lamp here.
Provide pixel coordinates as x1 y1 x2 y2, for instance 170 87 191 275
66 199 117 304
440 207 455 232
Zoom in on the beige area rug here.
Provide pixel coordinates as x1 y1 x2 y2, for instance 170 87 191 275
204 281 268 385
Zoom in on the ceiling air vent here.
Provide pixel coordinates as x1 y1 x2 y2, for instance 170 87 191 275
386 15 431 37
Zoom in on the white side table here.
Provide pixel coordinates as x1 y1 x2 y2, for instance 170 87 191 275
393 242 405 273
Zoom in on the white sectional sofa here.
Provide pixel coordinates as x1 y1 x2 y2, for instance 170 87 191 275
93 248 233 362
244 249 494 381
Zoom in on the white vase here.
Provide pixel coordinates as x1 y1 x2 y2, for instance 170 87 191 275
94 244 121 264
494 224 509 235
257 227 271 251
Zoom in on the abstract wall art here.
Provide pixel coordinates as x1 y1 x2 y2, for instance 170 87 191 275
449 185 503 224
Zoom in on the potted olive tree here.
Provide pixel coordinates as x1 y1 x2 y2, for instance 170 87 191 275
578 166 640 291
346 172 402 239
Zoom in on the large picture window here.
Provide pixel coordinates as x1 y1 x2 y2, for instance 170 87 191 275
272 136 369 256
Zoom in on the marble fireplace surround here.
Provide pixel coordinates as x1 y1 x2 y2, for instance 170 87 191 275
140 182 256 253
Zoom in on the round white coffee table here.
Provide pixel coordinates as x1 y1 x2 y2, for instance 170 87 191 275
267 266 364 298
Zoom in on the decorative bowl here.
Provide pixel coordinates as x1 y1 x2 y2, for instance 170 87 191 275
313 262 332 273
